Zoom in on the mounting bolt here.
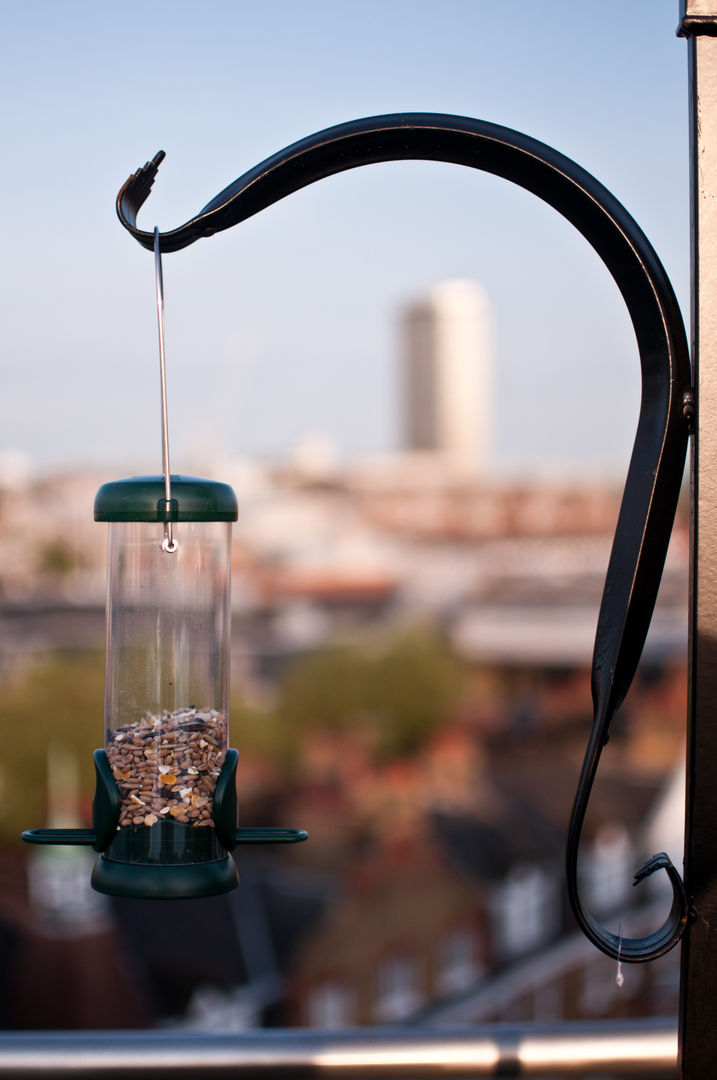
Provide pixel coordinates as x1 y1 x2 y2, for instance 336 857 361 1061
683 390 696 432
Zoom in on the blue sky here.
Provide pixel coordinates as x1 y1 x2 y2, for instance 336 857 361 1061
0 1 690 477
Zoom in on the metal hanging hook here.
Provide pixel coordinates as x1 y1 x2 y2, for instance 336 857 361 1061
565 698 689 962
117 115 692 960
153 226 177 554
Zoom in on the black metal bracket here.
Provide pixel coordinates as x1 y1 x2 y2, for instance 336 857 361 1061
678 15 717 38
116 113 691 961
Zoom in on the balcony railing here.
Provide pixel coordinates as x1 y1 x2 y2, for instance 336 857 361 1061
0 1019 677 1078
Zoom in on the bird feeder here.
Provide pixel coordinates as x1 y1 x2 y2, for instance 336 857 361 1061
22 214 306 896
23 472 306 897
23 473 306 897
91 473 238 898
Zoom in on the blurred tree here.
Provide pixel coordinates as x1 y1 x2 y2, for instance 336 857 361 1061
279 647 368 733
36 539 82 577
0 652 103 842
230 691 294 765
273 626 464 762
365 628 464 759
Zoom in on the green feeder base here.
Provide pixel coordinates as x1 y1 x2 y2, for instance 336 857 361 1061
23 748 305 900
91 852 239 899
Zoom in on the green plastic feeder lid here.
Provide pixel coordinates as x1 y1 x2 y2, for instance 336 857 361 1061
94 475 238 523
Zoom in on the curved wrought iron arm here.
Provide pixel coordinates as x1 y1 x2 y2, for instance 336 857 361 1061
567 725 689 962
116 113 692 961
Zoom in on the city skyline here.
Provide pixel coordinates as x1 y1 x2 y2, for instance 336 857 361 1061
0 2 689 478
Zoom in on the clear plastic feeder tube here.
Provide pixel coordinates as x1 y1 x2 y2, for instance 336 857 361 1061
94 475 237 863
104 519 231 830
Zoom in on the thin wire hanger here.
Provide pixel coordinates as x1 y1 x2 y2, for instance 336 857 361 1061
153 226 176 554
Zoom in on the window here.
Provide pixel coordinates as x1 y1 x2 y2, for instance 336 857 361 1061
307 980 356 1029
436 927 482 994
493 865 559 958
375 955 423 1022
581 825 633 915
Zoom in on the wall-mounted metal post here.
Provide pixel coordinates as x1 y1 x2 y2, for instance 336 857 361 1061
679 2 717 1077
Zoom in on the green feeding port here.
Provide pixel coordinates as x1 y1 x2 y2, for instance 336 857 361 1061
23 474 305 900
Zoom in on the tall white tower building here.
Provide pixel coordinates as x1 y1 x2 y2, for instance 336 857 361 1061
402 279 494 476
